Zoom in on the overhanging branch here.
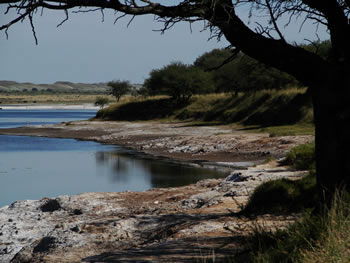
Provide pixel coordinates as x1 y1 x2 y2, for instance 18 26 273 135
0 0 338 86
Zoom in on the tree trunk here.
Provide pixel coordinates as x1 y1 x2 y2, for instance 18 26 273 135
312 70 350 194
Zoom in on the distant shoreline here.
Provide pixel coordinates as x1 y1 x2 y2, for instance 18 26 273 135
0 103 99 110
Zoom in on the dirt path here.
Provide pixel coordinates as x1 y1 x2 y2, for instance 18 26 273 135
0 121 313 262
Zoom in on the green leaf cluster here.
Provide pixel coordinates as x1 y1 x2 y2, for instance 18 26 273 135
94 96 110 109
108 80 132 102
194 49 299 94
144 62 214 102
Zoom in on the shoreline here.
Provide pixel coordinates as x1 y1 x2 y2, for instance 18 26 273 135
0 120 313 164
0 120 314 262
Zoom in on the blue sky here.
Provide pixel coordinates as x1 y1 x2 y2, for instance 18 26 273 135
0 6 329 84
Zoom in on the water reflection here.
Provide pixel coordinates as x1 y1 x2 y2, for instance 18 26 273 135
95 150 229 188
96 151 134 183
0 135 229 207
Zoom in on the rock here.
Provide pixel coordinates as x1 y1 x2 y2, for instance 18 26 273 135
224 172 248 182
40 199 61 212
33 237 57 253
70 225 80 233
10 246 33 263
72 209 83 215
0 162 308 263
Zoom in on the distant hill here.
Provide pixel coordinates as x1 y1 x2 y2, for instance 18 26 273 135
0 81 111 93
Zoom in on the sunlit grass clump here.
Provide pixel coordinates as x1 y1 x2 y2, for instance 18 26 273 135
237 190 350 263
232 142 350 263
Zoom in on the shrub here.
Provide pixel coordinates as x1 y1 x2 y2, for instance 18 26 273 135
243 173 317 215
242 142 317 215
94 97 109 109
285 142 315 171
237 190 350 263
108 80 132 102
144 62 214 102
194 48 299 94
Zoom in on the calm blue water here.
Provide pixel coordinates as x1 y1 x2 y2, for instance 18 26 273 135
0 109 96 128
0 109 227 207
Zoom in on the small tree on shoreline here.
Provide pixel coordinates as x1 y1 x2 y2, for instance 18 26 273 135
94 97 109 109
108 80 132 102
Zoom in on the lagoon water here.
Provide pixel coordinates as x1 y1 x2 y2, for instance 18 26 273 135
0 108 227 207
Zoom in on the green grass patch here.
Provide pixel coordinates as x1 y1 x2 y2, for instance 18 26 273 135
232 142 345 263
242 173 317 215
243 143 316 215
284 142 316 171
258 125 315 136
96 96 184 121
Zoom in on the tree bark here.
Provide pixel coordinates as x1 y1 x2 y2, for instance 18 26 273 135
312 68 350 194
208 5 350 195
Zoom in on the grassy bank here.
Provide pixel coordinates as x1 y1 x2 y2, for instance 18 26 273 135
96 89 314 134
232 142 350 262
236 190 350 263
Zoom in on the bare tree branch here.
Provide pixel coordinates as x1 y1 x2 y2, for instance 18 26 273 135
57 9 69 27
265 0 286 42
0 0 345 85
28 11 38 44
205 48 241 71
0 9 29 31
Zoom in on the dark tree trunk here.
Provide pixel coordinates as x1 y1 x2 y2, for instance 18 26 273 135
210 5 350 195
312 67 350 194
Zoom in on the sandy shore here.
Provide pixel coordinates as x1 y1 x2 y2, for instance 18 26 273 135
0 120 314 262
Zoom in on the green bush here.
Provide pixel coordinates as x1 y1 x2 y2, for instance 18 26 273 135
285 143 315 171
108 80 132 102
96 97 186 121
94 97 109 109
194 48 299 94
243 173 317 215
144 62 214 101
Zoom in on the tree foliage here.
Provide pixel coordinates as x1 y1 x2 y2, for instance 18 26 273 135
144 62 214 101
94 96 109 109
194 48 299 94
108 80 131 102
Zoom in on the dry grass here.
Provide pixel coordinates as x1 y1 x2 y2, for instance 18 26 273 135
300 191 350 263
0 94 117 104
96 89 314 129
238 188 350 263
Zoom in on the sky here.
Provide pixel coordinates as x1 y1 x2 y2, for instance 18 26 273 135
0 5 329 84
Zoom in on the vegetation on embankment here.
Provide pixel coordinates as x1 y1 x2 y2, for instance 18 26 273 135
237 191 350 263
234 142 350 263
96 88 314 133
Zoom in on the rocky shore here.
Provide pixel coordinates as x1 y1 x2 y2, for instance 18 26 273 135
0 120 313 163
0 121 313 262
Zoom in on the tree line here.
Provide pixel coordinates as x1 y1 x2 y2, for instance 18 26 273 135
109 41 330 102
